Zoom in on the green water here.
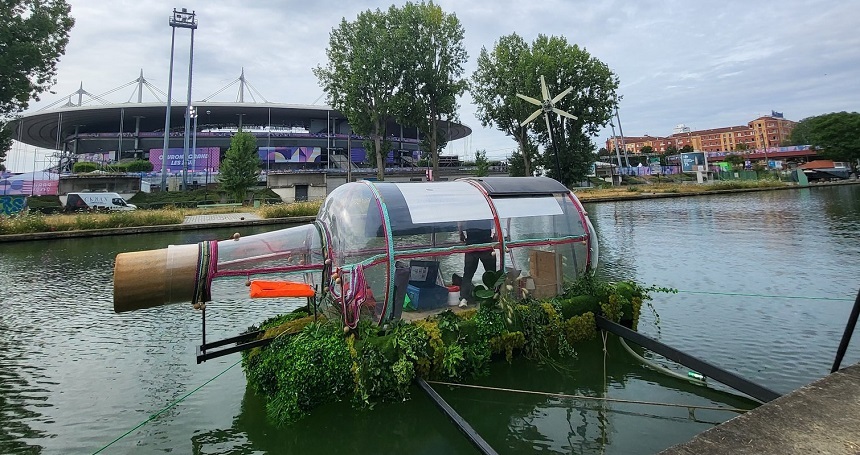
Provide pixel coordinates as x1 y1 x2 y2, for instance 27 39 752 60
1 184 859 454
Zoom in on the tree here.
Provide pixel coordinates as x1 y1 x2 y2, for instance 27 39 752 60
472 33 619 186
735 142 749 151
0 0 75 170
314 8 403 181
219 131 260 203
661 144 677 166
790 112 860 171
680 144 694 154
472 34 539 176
640 145 653 154
474 149 489 177
541 129 596 185
397 1 468 178
724 154 745 170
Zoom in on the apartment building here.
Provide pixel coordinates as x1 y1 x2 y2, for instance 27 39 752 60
605 113 797 154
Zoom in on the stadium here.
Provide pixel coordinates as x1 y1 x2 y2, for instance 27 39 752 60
3 71 474 196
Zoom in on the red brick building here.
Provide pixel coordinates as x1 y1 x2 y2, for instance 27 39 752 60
605 114 797 155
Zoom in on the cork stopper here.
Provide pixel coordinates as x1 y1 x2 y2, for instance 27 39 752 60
113 244 199 313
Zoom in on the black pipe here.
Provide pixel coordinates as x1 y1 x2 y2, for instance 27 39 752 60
596 316 781 403
831 287 860 373
416 378 498 455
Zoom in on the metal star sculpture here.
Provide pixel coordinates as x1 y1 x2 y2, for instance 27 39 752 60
517 75 577 178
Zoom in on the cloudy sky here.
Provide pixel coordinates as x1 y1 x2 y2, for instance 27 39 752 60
7 0 860 172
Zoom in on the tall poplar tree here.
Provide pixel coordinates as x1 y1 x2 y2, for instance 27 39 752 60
314 8 403 181
397 1 468 177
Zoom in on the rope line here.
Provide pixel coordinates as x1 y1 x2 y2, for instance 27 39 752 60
676 289 854 301
92 359 242 455
425 380 749 413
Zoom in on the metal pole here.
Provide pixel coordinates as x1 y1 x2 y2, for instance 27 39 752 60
191 108 198 187
615 108 631 168
182 26 195 191
161 25 177 191
831 287 860 373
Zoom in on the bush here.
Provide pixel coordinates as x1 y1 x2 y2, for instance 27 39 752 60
124 160 154 172
73 162 99 173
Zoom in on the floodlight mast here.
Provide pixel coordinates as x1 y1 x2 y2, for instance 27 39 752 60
160 8 197 192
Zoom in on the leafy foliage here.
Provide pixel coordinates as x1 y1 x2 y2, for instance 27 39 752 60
396 1 468 176
472 33 619 183
218 131 261 203
790 112 860 171
1 0 74 169
242 275 667 425
474 149 490 177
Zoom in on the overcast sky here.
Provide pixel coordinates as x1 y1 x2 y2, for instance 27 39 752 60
7 0 860 172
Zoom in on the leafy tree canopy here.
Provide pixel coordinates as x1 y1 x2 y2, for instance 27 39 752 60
472 33 619 184
314 2 467 181
0 0 74 171
219 131 260 203
396 1 468 176
790 112 860 169
640 145 653 154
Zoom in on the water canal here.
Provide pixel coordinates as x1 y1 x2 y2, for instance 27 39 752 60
1 184 858 454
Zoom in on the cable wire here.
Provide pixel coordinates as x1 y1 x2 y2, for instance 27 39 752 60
425 381 749 413
91 359 241 455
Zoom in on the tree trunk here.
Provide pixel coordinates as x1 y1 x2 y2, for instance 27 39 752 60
517 133 530 177
430 117 439 180
373 121 384 181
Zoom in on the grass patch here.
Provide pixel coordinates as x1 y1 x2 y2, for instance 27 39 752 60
0 210 185 235
574 180 791 201
258 200 322 219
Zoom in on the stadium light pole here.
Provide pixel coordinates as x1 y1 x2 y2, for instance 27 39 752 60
161 7 197 192
180 12 197 191
190 106 198 187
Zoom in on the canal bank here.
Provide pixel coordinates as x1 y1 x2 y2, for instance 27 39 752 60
660 362 860 455
1 180 857 243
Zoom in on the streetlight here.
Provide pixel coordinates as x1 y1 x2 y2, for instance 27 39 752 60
161 7 197 192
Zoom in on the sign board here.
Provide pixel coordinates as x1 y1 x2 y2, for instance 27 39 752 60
680 152 707 173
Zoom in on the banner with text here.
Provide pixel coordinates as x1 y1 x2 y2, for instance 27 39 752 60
149 147 221 172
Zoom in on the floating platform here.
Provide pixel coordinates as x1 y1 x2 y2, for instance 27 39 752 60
660 362 860 454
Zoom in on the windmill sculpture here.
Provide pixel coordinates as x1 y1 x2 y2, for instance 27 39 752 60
517 75 577 179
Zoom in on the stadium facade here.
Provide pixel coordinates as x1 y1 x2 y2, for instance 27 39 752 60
4 72 472 195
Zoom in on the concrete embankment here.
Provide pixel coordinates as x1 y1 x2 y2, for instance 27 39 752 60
0 214 316 243
659 363 860 455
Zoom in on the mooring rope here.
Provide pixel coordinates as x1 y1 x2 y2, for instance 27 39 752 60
675 289 854 301
92 358 242 455
425 380 749 413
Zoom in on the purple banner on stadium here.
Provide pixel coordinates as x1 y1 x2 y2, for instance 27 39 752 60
149 147 221 172
258 147 322 163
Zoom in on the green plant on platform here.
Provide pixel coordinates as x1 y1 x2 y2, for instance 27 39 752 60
489 331 526 362
563 312 596 343
246 321 353 423
240 274 668 426
472 269 506 307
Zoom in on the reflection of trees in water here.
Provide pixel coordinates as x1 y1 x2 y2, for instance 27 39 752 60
190 381 477 454
436 337 756 454
0 324 51 454
187 336 757 454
